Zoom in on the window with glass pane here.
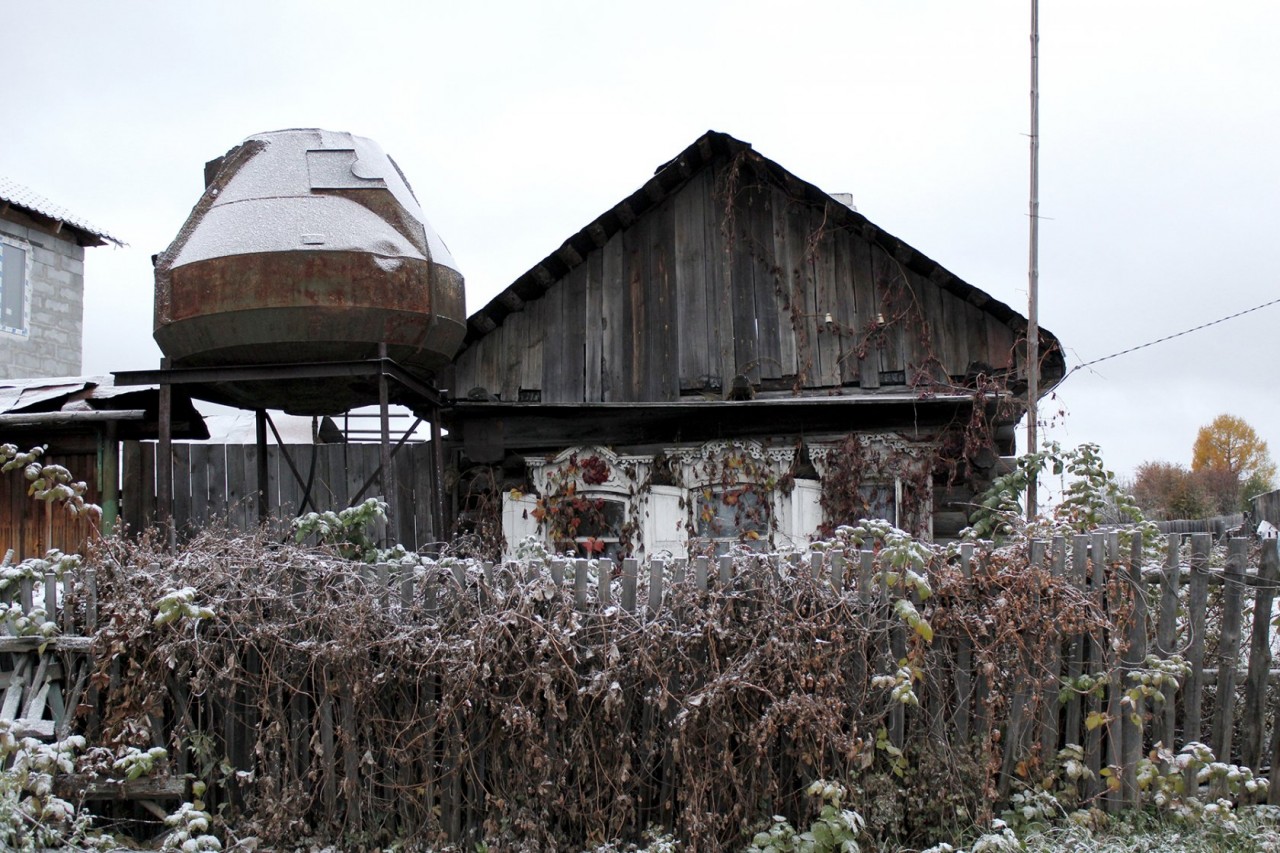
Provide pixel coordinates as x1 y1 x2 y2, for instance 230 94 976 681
857 484 896 525
0 240 29 335
693 486 769 555
562 495 626 560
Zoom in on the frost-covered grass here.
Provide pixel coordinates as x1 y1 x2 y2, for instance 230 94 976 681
1008 807 1280 853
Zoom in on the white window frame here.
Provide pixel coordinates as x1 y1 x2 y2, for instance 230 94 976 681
0 234 32 337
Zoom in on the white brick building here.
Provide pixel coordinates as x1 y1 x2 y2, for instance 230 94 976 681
0 178 121 379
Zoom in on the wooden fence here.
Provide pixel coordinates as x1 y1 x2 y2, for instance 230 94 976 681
119 440 440 549
6 531 1280 845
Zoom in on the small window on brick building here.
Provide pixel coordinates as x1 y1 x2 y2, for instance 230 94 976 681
0 237 30 336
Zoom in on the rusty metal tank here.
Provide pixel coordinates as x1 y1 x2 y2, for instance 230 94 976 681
153 128 466 414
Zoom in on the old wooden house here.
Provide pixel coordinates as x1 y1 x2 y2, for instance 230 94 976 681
468 132 1062 556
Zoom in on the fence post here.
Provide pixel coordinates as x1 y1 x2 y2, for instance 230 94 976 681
1155 533 1181 752
598 558 614 608
648 560 665 618
574 559 589 610
1242 539 1279 772
1209 538 1247 799
1121 533 1147 808
621 559 638 613
1183 532 1211 795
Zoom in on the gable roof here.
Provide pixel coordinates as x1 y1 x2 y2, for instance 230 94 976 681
0 176 124 247
460 130 1063 391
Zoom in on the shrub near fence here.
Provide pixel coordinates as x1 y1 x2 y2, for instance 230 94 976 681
46 529 1280 850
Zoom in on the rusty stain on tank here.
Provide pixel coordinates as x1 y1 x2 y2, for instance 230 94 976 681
153 128 466 414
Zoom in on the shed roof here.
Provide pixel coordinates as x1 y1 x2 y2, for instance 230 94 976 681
0 176 123 247
460 130 1064 393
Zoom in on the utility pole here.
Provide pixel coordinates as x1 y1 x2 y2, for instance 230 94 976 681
1026 0 1041 519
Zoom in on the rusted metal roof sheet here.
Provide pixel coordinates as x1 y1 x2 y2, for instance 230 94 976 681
0 376 207 438
0 177 123 247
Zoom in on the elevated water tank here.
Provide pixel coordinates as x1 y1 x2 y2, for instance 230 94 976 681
153 129 466 414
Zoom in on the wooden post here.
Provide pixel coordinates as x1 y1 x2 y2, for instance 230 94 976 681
100 420 120 535
1155 533 1181 751
1183 532 1211 795
157 358 173 536
377 344 398 547
255 408 269 525
1208 538 1247 799
953 542 974 744
1121 534 1147 808
621 558 638 613
1242 539 1279 770
574 559 589 610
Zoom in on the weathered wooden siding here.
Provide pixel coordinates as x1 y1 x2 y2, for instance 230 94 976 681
454 156 1023 403
0 450 100 561
120 442 439 549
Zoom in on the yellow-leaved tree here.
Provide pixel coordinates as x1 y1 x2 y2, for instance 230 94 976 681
1190 414 1276 512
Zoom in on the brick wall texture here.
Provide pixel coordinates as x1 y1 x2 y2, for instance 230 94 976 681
0 216 86 379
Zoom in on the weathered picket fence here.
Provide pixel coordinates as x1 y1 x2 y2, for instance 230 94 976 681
6 532 1280 846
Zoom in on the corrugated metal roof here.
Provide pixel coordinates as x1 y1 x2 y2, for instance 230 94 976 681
0 176 123 247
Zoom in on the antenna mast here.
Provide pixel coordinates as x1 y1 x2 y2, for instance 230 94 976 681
1026 0 1041 518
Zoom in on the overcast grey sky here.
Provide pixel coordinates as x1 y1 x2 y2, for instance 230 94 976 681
6 1 1279 484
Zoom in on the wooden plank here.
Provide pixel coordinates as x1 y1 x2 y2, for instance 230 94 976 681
207 444 228 524
1208 538 1247 799
693 556 708 592
188 444 210 529
546 262 584 403
121 441 143 532
855 243 885 389
750 189 783 381
871 245 905 374
811 208 840 387
1083 533 1105 801
170 443 191 536
624 213 649 400
584 244 605 401
1104 531 1123 814
1155 533 1181 750
224 445 249 532
621 558 638 613
674 170 710 390
1121 535 1147 808
240 443 260 526
1242 538 1279 769
394 447 415 549
598 558 613 607
574 558 589 610
600 231 626 401
499 312 524 402
643 195 680 401
709 161 737 391
953 543 974 743
1039 537 1066 760
412 442 435 546
647 559 664 617
1183 533 1211 767
276 446 303 520
830 228 858 385
770 188 799 380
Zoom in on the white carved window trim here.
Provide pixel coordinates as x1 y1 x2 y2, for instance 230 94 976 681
524 446 652 558
667 440 797 554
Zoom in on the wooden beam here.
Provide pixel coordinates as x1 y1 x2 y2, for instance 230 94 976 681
0 410 145 426
616 202 636 227
556 242 583 268
586 222 609 248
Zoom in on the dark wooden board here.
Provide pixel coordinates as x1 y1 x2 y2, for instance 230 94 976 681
584 245 605 401
675 169 711 388
600 231 626 401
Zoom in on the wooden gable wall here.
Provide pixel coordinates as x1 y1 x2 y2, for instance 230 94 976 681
453 155 1024 404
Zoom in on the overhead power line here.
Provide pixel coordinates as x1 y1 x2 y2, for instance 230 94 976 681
1064 295 1280 380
